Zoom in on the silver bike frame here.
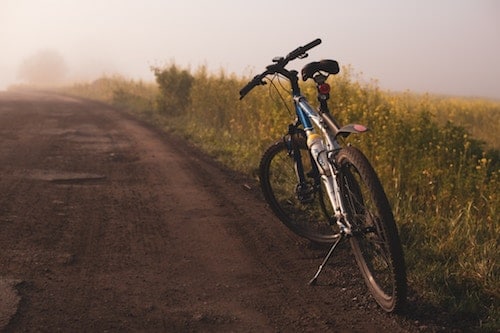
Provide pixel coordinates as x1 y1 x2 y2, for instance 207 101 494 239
294 95 353 236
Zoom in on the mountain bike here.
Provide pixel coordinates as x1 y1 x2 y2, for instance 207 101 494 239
239 39 407 313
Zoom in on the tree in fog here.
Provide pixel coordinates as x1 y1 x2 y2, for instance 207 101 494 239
18 49 68 86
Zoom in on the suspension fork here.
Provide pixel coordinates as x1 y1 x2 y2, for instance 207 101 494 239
283 123 319 204
309 158 354 286
319 150 354 235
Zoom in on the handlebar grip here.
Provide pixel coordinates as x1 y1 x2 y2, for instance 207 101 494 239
239 75 265 99
286 38 322 61
239 82 255 100
302 38 322 52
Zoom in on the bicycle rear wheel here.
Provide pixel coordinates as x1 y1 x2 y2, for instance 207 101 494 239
337 147 406 312
259 139 338 243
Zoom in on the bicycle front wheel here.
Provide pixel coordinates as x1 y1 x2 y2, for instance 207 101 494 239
259 139 338 243
337 147 407 313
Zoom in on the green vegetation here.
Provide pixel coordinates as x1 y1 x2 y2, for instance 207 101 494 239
60 65 499 331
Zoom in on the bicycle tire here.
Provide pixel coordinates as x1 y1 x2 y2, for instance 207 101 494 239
259 139 338 243
336 147 407 312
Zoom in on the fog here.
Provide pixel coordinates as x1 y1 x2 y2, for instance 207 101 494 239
1 0 499 99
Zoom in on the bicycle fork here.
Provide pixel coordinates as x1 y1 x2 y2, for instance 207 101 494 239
309 157 353 285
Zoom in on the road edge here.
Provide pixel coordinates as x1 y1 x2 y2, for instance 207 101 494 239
0 278 22 330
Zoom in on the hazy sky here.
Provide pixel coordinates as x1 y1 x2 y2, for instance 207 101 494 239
1 0 499 99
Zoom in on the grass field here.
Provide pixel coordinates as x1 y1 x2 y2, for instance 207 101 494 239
57 64 499 331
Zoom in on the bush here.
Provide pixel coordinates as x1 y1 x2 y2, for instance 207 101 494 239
152 64 194 115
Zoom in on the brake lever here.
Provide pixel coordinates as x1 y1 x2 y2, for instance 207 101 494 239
298 53 309 59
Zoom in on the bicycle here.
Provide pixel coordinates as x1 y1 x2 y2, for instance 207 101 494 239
239 38 407 313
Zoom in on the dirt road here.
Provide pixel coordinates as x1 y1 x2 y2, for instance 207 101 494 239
0 91 433 332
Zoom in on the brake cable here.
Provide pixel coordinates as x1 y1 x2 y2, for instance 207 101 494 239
267 74 293 116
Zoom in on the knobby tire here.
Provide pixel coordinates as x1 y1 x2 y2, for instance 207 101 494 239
337 147 407 312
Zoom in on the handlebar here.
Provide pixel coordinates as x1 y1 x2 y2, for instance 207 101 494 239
239 38 322 100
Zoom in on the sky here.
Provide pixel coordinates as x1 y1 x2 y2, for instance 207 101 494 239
1 0 499 99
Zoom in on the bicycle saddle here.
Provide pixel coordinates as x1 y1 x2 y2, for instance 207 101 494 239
301 59 339 81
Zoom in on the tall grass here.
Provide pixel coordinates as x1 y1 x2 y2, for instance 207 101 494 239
62 75 158 117
60 65 499 331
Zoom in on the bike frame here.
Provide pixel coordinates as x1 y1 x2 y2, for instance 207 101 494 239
289 76 361 237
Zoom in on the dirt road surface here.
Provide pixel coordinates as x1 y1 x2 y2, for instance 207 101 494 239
0 91 448 332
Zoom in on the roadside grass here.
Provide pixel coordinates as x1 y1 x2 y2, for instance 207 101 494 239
58 65 499 331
